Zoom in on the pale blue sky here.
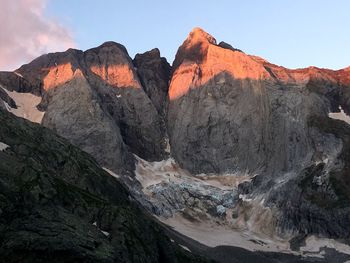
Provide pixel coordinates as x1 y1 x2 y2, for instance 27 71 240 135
47 0 349 69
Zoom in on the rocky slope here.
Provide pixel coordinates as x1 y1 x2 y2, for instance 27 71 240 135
0 109 212 263
1 27 350 260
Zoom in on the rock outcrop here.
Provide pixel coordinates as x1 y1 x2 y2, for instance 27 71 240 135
134 48 171 116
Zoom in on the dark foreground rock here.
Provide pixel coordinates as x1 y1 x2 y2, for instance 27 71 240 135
0 109 210 263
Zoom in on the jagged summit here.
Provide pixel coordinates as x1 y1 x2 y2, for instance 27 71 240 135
170 28 270 99
172 27 222 71
134 48 162 63
186 27 217 45
172 29 211 68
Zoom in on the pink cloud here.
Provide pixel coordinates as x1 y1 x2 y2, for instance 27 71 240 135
0 0 75 71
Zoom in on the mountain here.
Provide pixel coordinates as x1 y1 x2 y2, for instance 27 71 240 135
0 42 168 179
167 28 350 237
1 27 350 261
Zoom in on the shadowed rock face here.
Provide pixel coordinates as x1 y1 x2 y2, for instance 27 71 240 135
134 48 171 116
0 86 16 108
0 71 40 95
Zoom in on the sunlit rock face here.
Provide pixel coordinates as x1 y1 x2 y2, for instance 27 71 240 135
168 28 323 174
167 28 350 238
85 42 141 88
17 48 83 93
0 42 168 175
169 28 270 100
43 63 75 90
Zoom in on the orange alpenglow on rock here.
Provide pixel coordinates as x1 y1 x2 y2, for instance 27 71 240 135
42 63 75 91
169 27 271 100
86 41 141 89
90 64 141 88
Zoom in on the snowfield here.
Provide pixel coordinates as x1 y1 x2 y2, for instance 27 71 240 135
329 106 350 124
1 85 44 123
0 142 9 151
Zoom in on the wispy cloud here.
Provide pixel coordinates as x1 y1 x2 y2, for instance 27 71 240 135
0 0 75 70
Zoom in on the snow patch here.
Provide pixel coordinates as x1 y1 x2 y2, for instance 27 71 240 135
160 214 291 253
239 194 253 202
134 156 185 189
162 215 350 258
179 244 191 252
4 102 12 112
0 142 9 151
103 167 120 179
101 230 110 237
164 137 171 153
92 221 110 237
329 106 350 124
14 71 23 78
1 86 44 123
134 154 254 191
300 235 350 255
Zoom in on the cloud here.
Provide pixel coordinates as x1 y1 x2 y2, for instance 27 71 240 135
0 0 75 70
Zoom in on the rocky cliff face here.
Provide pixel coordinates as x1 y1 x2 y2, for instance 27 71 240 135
0 42 169 177
134 48 171 116
1 27 350 248
167 28 350 238
168 28 330 175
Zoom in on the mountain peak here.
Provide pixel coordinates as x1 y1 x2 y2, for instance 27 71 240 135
186 27 217 45
86 41 129 56
172 28 217 70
